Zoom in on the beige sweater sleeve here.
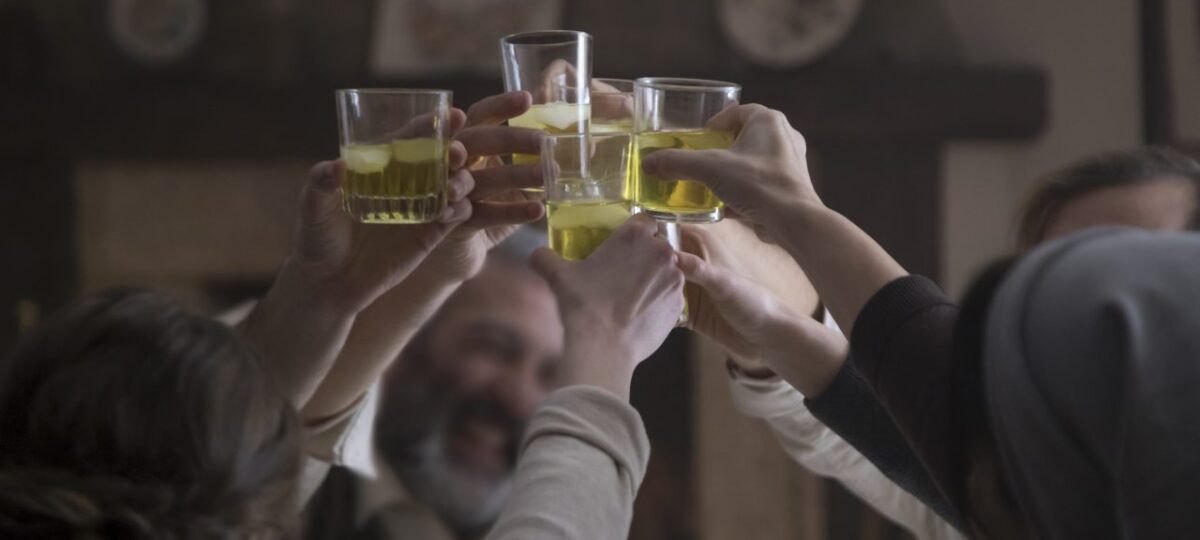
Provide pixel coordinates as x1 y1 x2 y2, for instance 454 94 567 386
486 385 650 540
296 383 380 506
728 371 963 540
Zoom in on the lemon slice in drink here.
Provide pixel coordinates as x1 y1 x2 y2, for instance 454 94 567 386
549 201 630 229
341 144 391 174
391 138 443 163
536 102 589 131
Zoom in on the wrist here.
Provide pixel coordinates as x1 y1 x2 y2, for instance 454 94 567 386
758 311 845 398
560 323 636 401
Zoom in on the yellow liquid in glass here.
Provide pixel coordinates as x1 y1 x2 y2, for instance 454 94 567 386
547 199 631 260
633 130 734 221
509 103 591 165
340 138 447 224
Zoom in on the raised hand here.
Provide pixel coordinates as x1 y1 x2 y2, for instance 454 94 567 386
640 103 906 335
640 104 819 235
241 108 479 407
680 220 819 373
299 92 548 420
531 214 684 399
677 249 844 397
416 91 547 282
288 155 473 314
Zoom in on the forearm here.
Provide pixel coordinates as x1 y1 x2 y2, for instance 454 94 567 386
301 269 463 421
727 371 964 538
487 386 649 540
770 202 907 341
759 314 847 398
560 326 636 401
237 258 356 408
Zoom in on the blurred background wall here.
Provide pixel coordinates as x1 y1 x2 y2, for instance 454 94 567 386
941 0 1142 297
1 0 1196 538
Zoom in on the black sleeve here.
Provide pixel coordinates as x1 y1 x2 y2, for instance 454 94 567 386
806 363 965 531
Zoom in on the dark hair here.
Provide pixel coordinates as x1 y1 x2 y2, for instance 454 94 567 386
1016 147 1200 249
0 289 301 538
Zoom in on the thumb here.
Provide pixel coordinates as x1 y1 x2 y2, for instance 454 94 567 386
530 247 573 283
295 160 347 260
641 148 737 192
299 160 344 231
678 251 738 303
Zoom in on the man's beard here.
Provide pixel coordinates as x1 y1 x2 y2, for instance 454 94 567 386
376 335 526 534
393 418 515 533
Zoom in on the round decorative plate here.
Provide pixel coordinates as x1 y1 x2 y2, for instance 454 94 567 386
107 0 206 65
718 0 864 68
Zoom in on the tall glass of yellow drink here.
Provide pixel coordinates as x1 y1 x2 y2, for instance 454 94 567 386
633 78 740 223
500 31 592 170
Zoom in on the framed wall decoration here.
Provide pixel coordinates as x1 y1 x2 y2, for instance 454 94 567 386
369 0 564 76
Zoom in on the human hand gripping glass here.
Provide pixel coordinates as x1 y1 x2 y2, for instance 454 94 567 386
529 214 685 400
639 104 821 236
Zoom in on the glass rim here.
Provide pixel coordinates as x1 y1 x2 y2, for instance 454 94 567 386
336 88 453 97
500 29 592 47
634 77 741 92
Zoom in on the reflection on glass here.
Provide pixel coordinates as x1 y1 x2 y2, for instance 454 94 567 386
500 31 593 168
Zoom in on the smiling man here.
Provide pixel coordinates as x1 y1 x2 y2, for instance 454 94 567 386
304 227 563 540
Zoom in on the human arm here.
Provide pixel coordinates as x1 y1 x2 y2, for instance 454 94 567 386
485 386 649 539
683 245 964 530
640 105 905 347
300 92 546 421
654 110 966 522
486 215 683 538
728 370 964 540
237 137 476 408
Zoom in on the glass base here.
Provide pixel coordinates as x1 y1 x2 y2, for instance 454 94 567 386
637 206 723 224
343 194 444 224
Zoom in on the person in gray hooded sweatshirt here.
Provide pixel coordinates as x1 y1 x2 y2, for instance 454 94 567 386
977 227 1200 537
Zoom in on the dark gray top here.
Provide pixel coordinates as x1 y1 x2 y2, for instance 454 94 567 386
985 228 1200 537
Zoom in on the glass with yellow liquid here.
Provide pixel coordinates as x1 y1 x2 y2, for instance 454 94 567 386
542 132 632 260
543 132 689 325
555 78 637 200
555 77 635 133
500 31 592 168
336 89 451 224
633 78 741 223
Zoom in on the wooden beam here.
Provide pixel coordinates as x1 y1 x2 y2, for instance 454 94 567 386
1 68 1046 161
1139 0 1175 144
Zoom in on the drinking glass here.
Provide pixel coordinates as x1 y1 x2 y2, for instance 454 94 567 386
542 132 631 261
555 77 635 133
542 132 688 324
500 30 592 166
633 78 740 223
336 89 452 224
